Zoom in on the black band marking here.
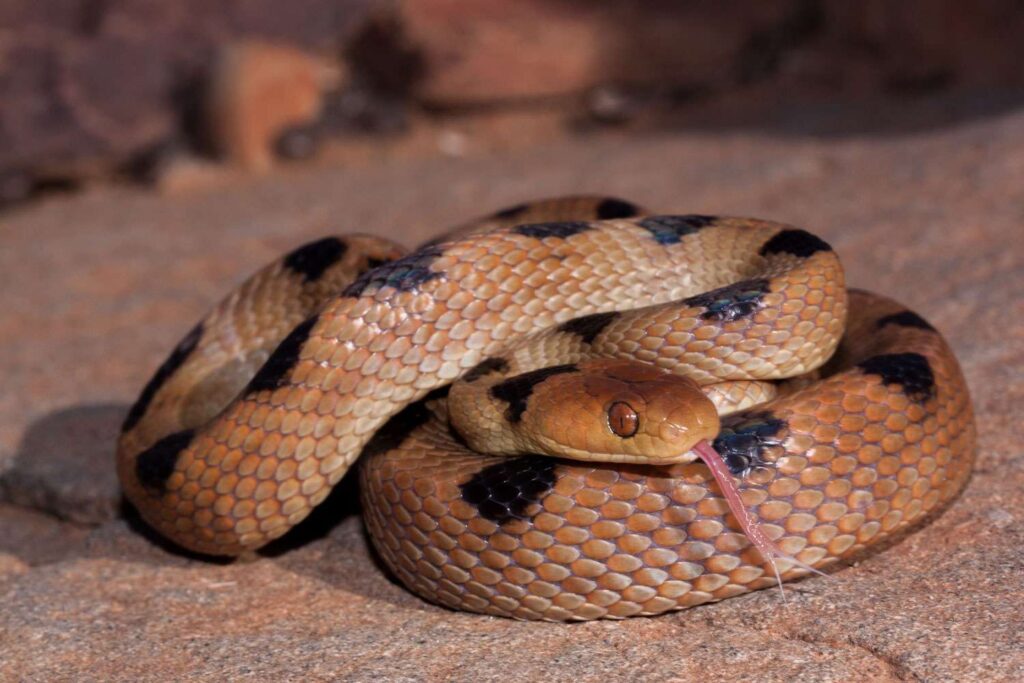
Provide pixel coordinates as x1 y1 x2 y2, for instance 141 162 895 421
683 279 771 322
135 429 195 491
759 229 832 258
122 322 204 433
490 364 579 423
638 215 716 245
858 353 935 401
246 316 318 393
513 222 593 239
876 311 936 332
712 413 787 476
460 456 557 524
464 357 511 383
283 237 348 282
595 198 641 219
342 245 445 297
557 311 619 345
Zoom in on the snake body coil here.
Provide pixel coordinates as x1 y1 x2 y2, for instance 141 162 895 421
118 197 975 621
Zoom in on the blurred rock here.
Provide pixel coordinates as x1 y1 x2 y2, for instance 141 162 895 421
0 33 174 184
0 0 383 185
805 0 1024 94
401 0 1024 111
3 0 1024 191
205 41 344 171
400 0 802 106
0 169 34 206
149 154 238 196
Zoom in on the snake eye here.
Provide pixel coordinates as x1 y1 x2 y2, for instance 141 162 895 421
607 401 639 438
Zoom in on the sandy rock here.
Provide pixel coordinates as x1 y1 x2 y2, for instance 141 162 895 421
0 552 29 582
0 504 91 566
0 101 1022 680
0 535 896 682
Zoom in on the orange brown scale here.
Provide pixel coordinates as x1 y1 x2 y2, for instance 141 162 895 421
117 196 975 622
362 290 973 620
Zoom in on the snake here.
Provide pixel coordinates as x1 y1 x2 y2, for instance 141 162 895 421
117 196 976 621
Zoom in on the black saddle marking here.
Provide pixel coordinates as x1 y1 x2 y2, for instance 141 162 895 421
342 245 445 297
712 413 787 476
683 279 771 322
557 311 619 345
595 198 641 219
876 311 936 332
460 456 557 524
283 237 348 283
246 316 319 393
490 364 580 423
122 322 204 433
858 353 936 401
638 215 716 245
759 229 832 258
513 221 593 239
135 429 196 492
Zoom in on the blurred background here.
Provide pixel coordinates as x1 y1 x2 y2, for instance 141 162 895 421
3 5 1024 678
3 0 1024 209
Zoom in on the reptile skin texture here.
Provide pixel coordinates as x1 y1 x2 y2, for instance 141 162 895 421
117 197 975 620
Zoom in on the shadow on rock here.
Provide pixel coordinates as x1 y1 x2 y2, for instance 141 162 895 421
1 403 473 612
265 481 438 615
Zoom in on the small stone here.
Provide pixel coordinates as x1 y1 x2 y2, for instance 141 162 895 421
0 405 124 525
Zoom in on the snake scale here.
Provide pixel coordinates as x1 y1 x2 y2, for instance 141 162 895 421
117 196 975 621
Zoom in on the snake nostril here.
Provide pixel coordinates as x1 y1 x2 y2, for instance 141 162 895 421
608 401 639 437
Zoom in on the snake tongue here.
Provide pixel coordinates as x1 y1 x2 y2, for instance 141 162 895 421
692 440 826 601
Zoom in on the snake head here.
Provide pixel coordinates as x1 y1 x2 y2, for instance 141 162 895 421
509 359 720 465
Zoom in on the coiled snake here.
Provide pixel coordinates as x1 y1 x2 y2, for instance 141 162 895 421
117 196 975 621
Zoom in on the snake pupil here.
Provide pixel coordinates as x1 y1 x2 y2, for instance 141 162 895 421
608 401 639 437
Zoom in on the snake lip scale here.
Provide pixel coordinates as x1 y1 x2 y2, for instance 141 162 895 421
117 196 975 622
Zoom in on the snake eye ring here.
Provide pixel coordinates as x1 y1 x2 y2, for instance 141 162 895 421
607 401 639 437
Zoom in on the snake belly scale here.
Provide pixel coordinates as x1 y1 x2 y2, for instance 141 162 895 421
117 196 975 621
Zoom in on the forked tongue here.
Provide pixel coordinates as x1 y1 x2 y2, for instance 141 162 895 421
692 440 827 601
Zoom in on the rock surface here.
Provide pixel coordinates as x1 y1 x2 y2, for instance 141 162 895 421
1 106 1023 680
